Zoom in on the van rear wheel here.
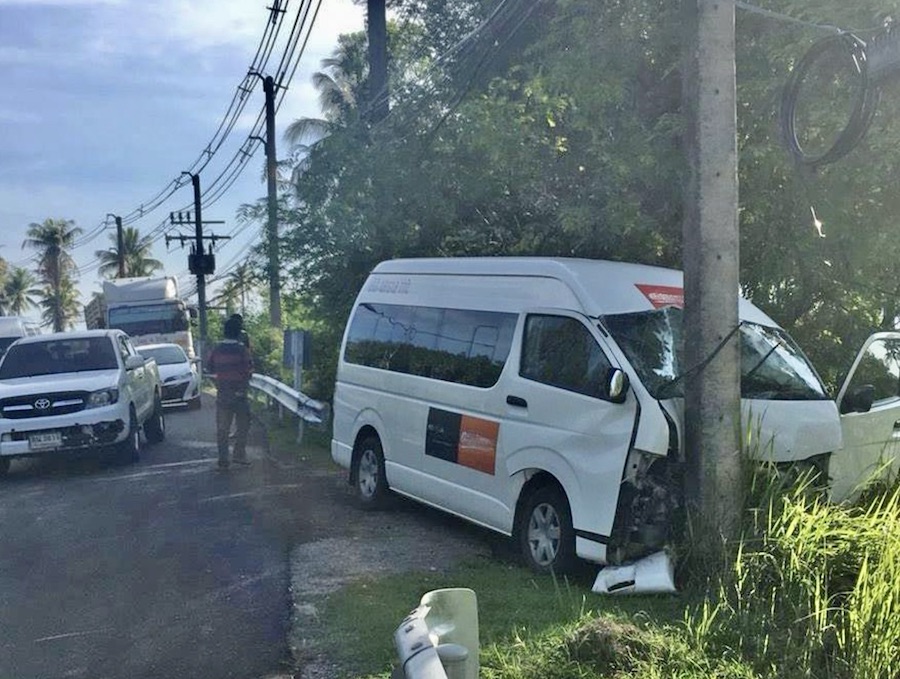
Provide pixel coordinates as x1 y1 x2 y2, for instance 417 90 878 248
353 436 388 508
0 458 9 477
518 485 576 575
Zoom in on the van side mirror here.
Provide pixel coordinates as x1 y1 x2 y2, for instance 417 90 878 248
607 368 629 403
840 384 875 414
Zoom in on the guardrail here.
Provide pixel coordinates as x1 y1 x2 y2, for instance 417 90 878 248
248 373 330 426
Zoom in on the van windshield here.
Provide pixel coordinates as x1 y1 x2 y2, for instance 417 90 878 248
603 307 829 401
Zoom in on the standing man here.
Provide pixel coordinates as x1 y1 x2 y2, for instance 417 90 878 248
207 315 253 469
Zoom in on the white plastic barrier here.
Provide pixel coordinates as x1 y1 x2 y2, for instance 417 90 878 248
394 588 479 679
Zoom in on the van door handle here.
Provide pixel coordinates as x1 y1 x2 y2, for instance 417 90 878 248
507 395 528 408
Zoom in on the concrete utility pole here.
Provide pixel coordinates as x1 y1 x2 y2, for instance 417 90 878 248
682 0 742 545
191 173 207 353
366 0 389 122
107 214 125 278
263 75 282 328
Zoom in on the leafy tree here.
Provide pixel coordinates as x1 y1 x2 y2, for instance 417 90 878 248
275 0 900 397
23 218 82 331
94 226 162 279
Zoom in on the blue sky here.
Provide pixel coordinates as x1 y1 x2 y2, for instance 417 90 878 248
0 0 364 324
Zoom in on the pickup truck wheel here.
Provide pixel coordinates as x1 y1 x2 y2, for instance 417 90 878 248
144 395 166 444
0 458 9 477
118 410 140 463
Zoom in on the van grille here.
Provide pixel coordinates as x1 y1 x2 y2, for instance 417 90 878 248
0 392 89 419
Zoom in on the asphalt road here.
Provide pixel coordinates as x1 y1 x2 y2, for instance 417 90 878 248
0 399 313 679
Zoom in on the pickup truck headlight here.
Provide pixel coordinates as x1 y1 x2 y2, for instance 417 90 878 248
165 371 193 383
86 388 119 408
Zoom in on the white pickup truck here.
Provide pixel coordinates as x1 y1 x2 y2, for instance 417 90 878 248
0 329 165 475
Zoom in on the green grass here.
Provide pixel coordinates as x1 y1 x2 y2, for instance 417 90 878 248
308 466 900 679
317 556 695 678
251 400 900 678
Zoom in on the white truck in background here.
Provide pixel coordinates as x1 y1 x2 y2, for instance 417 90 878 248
0 316 41 355
87 276 196 358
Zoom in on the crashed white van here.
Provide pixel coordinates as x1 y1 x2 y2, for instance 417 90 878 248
331 258 900 573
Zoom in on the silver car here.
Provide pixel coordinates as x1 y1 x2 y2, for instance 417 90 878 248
137 342 201 409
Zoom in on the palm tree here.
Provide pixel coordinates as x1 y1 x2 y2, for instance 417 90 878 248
95 226 162 279
39 278 80 332
23 218 82 331
0 257 9 314
225 263 257 316
213 264 257 316
213 280 240 316
4 267 39 316
23 218 82 293
284 33 368 153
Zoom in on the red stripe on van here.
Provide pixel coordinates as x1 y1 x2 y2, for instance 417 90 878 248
635 284 684 309
457 415 498 475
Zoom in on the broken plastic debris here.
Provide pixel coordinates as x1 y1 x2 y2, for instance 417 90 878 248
592 550 676 595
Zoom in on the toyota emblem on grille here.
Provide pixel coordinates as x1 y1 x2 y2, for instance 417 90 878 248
34 398 51 410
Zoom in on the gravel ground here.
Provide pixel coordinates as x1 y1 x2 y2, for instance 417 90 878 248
284 466 497 679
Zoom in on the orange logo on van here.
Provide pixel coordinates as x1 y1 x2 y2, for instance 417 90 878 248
458 416 499 475
635 284 684 309
426 408 499 475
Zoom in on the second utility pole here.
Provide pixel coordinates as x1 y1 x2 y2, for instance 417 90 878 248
264 75 282 328
190 172 208 360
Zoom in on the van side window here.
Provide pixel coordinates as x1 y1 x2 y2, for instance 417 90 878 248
345 302 516 388
521 315 612 399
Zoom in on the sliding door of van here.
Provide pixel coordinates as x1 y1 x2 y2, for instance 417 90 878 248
502 312 639 557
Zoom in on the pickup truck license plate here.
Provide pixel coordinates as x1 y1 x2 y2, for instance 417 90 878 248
29 431 62 451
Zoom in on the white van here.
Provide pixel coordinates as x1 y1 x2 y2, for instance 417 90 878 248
0 316 41 355
331 258 900 572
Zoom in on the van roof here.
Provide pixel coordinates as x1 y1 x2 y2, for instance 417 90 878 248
372 257 775 325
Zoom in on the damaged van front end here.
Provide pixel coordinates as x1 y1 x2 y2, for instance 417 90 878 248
599 305 842 566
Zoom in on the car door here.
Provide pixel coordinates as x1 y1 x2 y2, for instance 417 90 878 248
118 335 152 420
497 311 639 542
832 332 900 501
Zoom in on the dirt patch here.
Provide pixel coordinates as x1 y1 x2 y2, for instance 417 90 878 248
285 469 496 678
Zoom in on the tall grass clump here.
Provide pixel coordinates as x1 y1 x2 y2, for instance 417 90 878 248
684 463 900 679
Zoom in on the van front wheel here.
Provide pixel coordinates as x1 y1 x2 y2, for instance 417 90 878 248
518 486 576 575
353 436 388 508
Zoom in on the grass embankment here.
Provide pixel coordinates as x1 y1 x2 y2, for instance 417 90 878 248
258 410 900 678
